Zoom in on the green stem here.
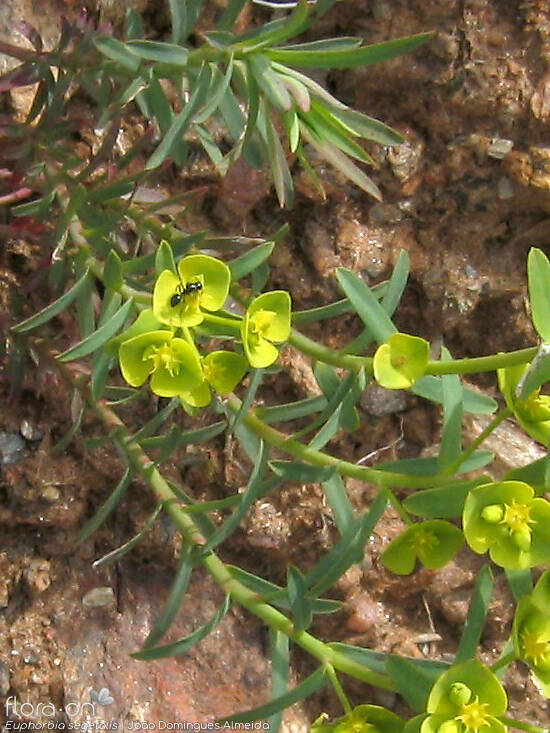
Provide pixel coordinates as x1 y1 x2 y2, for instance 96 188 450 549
203 311 242 330
490 652 516 672
427 347 537 376
442 407 512 476
226 395 462 490
499 717 546 733
39 343 395 692
288 329 368 371
325 664 352 715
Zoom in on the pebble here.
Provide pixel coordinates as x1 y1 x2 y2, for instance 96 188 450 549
20 419 43 441
82 587 115 608
361 385 408 416
0 660 10 695
0 431 25 465
487 138 514 159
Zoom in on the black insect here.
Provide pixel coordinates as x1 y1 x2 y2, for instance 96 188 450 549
170 281 203 307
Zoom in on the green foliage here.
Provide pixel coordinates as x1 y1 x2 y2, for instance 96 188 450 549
4 2 550 730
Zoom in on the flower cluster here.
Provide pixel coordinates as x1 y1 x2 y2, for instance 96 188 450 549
498 363 550 445
512 569 550 697
462 480 550 570
113 253 291 407
373 333 429 390
312 704 404 733
422 660 507 733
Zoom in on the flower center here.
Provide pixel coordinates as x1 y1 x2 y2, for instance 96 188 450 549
521 629 550 665
145 343 181 377
250 309 276 339
456 699 490 733
410 528 438 554
502 500 532 533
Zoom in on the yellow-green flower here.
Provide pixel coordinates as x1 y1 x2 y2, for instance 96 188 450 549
498 363 550 445
382 520 464 575
153 255 230 328
312 705 404 733
462 480 550 569
512 569 550 697
373 333 429 390
421 660 507 733
179 350 248 408
118 331 203 397
241 291 291 368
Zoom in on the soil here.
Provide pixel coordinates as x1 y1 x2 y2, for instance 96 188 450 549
1 0 550 730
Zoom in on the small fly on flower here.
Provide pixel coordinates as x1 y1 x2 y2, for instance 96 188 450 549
170 280 203 307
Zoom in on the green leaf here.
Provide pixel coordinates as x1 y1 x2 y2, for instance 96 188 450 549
383 250 410 315
231 368 264 433
322 474 355 535
128 398 180 444
504 457 548 493
505 567 533 601
11 189 56 218
413 375 497 414
93 504 162 569
155 239 177 276
77 469 133 542
330 108 405 146
94 37 141 73
229 242 275 281
386 655 442 713
125 40 189 65
265 32 433 69
56 299 135 362
146 63 211 169
194 56 235 124
52 402 84 455
125 8 144 39
258 100 294 207
269 460 336 483
305 493 387 595
216 0 247 31
239 0 309 50
256 395 327 424
281 37 362 52
11 269 91 333
455 565 493 663
330 642 449 679
304 102 374 164
169 0 204 43
515 343 550 400
287 565 313 632
132 595 230 660
378 452 493 477
403 478 490 518
268 630 289 733
336 268 397 343
302 126 382 199
438 346 463 471
219 667 327 725
143 543 194 648
528 248 550 342
226 565 342 615
248 54 292 111
103 250 124 291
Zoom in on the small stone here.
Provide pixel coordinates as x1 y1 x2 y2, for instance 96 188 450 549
20 419 43 441
41 486 60 503
0 431 25 465
82 587 115 608
361 384 408 416
487 138 514 159
23 558 51 593
497 176 514 199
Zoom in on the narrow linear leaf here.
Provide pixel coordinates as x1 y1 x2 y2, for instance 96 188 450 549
194 56 235 124
231 368 264 433
336 268 397 343
143 543 194 648
438 346 463 471
378 451 493 477
56 298 135 362
455 566 494 663
287 565 313 632
94 37 141 73
140 420 227 452
240 0 309 50
268 630 289 733
266 32 433 69
132 595 230 660
403 477 490 518
505 567 533 602
219 666 327 725
382 250 410 315
385 654 446 713
229 242 275 281
413 375 497 414
52 405 84 455
217 0 248 30
322 474 355 535
528 247 550 342
330 642 450 678
77 469 133 542
330 108 406 146
125 40 189 65
93 504 162 569
127 398 180 444
12 270 91 333
256 395 327 424
269 460 336 483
